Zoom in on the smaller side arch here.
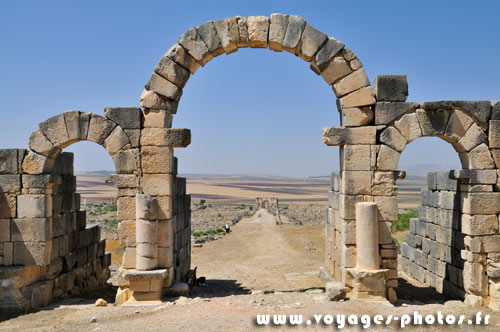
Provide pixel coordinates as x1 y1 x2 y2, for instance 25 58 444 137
23 109 141 175
377 108 494 171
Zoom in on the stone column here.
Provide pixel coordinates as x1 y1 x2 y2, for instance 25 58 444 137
136 194 158 271
355 202 379 270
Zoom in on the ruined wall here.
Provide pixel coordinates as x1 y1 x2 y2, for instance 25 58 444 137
0 151 110 312
401 172 464 299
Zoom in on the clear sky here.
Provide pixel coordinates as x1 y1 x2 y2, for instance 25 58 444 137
0 1 498 176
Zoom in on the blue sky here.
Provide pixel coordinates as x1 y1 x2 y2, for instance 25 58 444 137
0 1 498 176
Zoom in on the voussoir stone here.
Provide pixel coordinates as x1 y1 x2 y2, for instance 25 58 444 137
315 37 344 69
321 56 352 86
247 16 269 48
458 123 487 152
29 129 60 158
213 19 238 54
103 126 130 155
140 90 179 114
237 17 250 47
87 114 117 145
380 127 407 152
39 114 70 148
468 143 495 170
415 109 450 136
339 87 376 108
394 113 422 143
145 73 182 101
333 68 370 97
377 145 401 171
282 15 306 54
269 13 288 51
22 150 54 175
155 56 191 88
165 44 200 75
444 109 474 141
177 27 212 65
196 21 224 57
299 24 327 62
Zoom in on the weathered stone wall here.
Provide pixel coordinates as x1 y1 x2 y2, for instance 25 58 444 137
0 151 110 312
401 172 464 299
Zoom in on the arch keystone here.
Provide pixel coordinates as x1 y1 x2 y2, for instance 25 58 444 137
247 16 269 48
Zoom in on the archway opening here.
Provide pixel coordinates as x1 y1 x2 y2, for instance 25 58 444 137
395 136 464 303
172 47 337 295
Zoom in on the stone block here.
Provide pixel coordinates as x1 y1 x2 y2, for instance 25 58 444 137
376 145 400 171
374 102 420 125
143 109 173 128
373 196 397 221
196 21 224 56
339 87 375 108
461 214 498 236
282 15 306 54
0 149 20 174
140 90 179 113
141 128 191 147
17 195 51 218
0 174 21 193
157 196 173 220
143 174 174 196
452 100 491 124
13 241 51 266
339 194 363 220
340 171 371 195
155 55 191 88
340 145 371 171
333 68 370 97
379 127 407 152
118 220 136 247
235 17 250 48
39 114 70 148
463 261 488 295
103 127 130 155
158 219 174 247
246 16 269 48
373 75 408 102
452 169 496 184
213 19 238 55
298 24 327 61
444 109 474 141
394 113 422 143
315 37 344 69
320 56 352 85
177 27 212 65
112 149 139 174
22 150 54 175
124 129 140 148
416 109 450 136
145 73 182 101
87 114 117 145
458 123 486 152
165 43 200 74
141 146 174 174
468 143 495 170
158 246 173 268
117 196 136 220
11 218 52 242
340 107 373 127
322 126 376 145
378 221 393 244
29 129 60 158
489 120 500 149
0 219 10 241
268 13 288 51
104 107 141 130
64 111 91 142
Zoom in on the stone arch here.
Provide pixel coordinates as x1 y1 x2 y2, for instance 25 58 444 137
23 109 141 175
377 107 494 171
140 14 376 127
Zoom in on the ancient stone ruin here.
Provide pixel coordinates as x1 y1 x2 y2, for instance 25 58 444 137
1 13 499 312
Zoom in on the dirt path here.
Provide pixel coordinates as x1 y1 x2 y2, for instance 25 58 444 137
1 210 499 331
191 209 324 292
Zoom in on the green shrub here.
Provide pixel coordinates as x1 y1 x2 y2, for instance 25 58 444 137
391 209 418 232
104 204 117 212
192 231 203 237
107 219 118 227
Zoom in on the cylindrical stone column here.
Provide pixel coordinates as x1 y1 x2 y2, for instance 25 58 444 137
136 194 159 271
355 202 379 270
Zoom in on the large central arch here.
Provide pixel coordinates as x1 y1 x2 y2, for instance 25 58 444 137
139 14 376 127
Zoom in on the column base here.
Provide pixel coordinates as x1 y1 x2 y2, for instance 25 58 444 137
347 268 391 304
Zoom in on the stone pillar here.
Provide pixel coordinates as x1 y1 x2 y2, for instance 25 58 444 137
355 202 379 270
136 194 158 271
